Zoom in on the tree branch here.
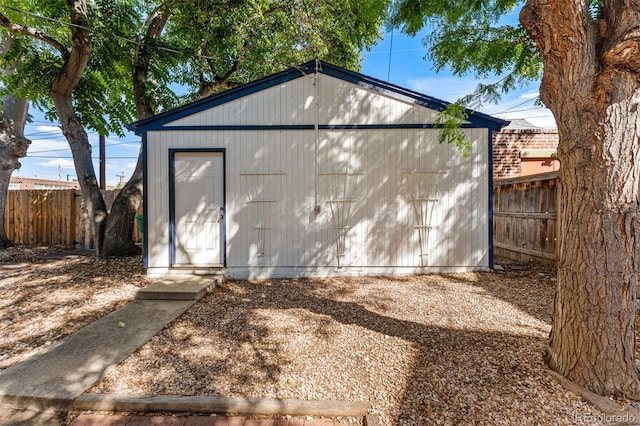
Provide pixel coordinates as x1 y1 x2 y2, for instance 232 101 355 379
196 57 241 100
520 0 597 108
602 35 640 72
51 0 91 98
0 11 67 56
133 4 171 120
600 0 640 72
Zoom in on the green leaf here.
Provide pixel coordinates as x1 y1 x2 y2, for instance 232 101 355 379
434 103 472 158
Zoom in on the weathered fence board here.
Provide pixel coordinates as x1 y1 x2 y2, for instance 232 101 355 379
5 190 142 248
493 172 558 265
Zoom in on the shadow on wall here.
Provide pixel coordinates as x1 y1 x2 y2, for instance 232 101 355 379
222 90 488 275
149 75 491 276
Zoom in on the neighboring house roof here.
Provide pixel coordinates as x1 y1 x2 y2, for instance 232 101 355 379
502 118 542 130
128 60 509 134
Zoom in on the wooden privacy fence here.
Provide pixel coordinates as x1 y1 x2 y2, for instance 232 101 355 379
493 172 558 265
5 189 142 248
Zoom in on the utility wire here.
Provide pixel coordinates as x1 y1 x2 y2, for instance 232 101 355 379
497 106 546 114
387 1 395 82
0 4 222 61
0 4 311 72
28 140 140 154
365 47 427 55
27 155 138 159
493 97 537 114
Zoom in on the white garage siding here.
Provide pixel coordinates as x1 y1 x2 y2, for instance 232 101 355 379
133 61 505 278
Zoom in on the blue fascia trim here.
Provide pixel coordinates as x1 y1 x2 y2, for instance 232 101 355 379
141 133 148 269
321 123 477 130
317 62 509 132
168 151 176 267
128 60 508 135
129 64 314 134
152 123 480 131
168 148 227 268
487 128 495 269
159 125 314 131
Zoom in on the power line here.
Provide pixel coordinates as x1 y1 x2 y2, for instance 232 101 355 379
364 47 427 55
27 140 139 154
387 0 395 82
26 155 139 159
0 4 308 72
0 4 222 62
494 97 538 114
24 130 64 137
498 106 546 114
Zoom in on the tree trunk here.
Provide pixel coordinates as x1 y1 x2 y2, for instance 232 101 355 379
0 94 30 247
100 149 142 256
0 36 31 247
548 99 640 397
98 6 171 257
50 0 108 255
522 0 640 398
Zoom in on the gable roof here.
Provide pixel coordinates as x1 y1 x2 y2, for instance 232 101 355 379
128 60 509 134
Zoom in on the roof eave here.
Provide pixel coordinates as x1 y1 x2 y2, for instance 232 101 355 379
127 60 509 134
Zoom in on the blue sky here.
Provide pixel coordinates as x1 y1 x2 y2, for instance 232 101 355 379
16 17 554 185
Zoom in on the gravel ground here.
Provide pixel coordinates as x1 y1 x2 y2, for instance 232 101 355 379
87 264 605 425
0 246 626 425
0 245 148 370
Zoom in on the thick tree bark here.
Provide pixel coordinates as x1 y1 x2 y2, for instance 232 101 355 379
100 150 143 256
50 1 108 254
99 6 171 257
521 0 640 397
0 95 30 247
0 36 30 247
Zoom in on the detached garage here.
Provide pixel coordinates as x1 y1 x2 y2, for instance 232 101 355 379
129 61 507 278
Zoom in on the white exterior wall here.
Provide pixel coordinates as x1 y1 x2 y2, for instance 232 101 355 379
145 74 489 278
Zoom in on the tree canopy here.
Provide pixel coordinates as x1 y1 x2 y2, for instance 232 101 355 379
0 0 390 256
393 0 542 102
0 0 389 131
0 0 139 136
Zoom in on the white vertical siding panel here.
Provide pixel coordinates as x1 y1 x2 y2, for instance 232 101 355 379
161 132 172 268
400 128 412 267
299 129 309 267
319 74 441 125
148 131 171 269
230 130 242 267
147 132 160 269
146 73 490 276
474 128 489 266
163 77 315 127
147 126 489 273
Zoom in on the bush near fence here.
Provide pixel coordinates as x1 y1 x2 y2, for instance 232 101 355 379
4 189 142 249
493 172 558 265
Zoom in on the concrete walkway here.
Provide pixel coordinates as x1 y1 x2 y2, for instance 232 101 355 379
0 276 217 413
0 274 376 425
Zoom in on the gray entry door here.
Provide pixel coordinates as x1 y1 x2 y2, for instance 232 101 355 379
173 151 224 266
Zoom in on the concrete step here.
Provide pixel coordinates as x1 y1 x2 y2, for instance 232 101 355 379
136 275 223 301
